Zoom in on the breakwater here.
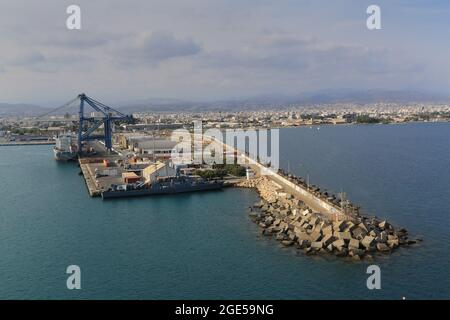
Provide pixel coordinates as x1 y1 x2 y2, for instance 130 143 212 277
238 177 421 260
212 135 422 260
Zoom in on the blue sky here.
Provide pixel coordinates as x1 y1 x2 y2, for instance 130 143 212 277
0 0 449 104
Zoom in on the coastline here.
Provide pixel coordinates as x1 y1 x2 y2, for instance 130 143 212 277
234 119 450 131
0 141 55 146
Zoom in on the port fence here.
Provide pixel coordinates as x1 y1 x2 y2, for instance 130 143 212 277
206 135 349 221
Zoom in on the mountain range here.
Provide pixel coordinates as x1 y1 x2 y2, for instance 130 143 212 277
1 90 448 116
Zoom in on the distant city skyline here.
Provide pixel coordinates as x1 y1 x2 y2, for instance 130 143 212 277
1 0 450 105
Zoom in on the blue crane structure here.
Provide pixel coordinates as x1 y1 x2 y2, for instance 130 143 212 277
36 93 133 154
76 93 133 153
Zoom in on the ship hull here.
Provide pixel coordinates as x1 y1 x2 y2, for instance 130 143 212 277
53 148 78 161
101 182 223 199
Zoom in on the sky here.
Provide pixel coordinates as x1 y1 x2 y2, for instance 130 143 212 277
0 0 449 105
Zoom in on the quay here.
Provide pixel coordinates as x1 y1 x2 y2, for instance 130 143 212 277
77 141 126 197
79 161 101 197
76 140 236 198
0 141 55 146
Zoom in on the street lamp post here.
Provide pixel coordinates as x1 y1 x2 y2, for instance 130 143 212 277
299 163 310 189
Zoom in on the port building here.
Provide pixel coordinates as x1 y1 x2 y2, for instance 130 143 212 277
142 161 177 183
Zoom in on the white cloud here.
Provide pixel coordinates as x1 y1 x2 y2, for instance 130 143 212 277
110 31 202 67
0 0 448 103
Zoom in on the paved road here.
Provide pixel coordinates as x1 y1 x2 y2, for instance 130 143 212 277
205 137 347 221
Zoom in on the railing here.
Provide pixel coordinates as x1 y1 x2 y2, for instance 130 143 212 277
206 135 350 220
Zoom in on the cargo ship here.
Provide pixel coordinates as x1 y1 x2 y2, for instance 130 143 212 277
53 134 78 161
101 175 223 199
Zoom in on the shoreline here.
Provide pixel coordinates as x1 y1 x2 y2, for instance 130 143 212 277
0 141 55 146
233 119 450 131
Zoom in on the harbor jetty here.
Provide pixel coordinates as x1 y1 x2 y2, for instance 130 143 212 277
205 135 420 260
237 176 420 260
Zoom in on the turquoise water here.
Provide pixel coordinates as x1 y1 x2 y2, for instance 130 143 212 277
0 123 449 299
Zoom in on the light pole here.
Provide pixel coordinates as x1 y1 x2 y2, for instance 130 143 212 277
299 163 310 189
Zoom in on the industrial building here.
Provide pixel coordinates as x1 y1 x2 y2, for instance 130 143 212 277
142 161 177 183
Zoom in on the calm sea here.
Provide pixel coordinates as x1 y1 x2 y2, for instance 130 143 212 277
0 122 449 299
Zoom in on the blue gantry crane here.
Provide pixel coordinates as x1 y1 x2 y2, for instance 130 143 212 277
76 93 133 153
36 93 133 154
